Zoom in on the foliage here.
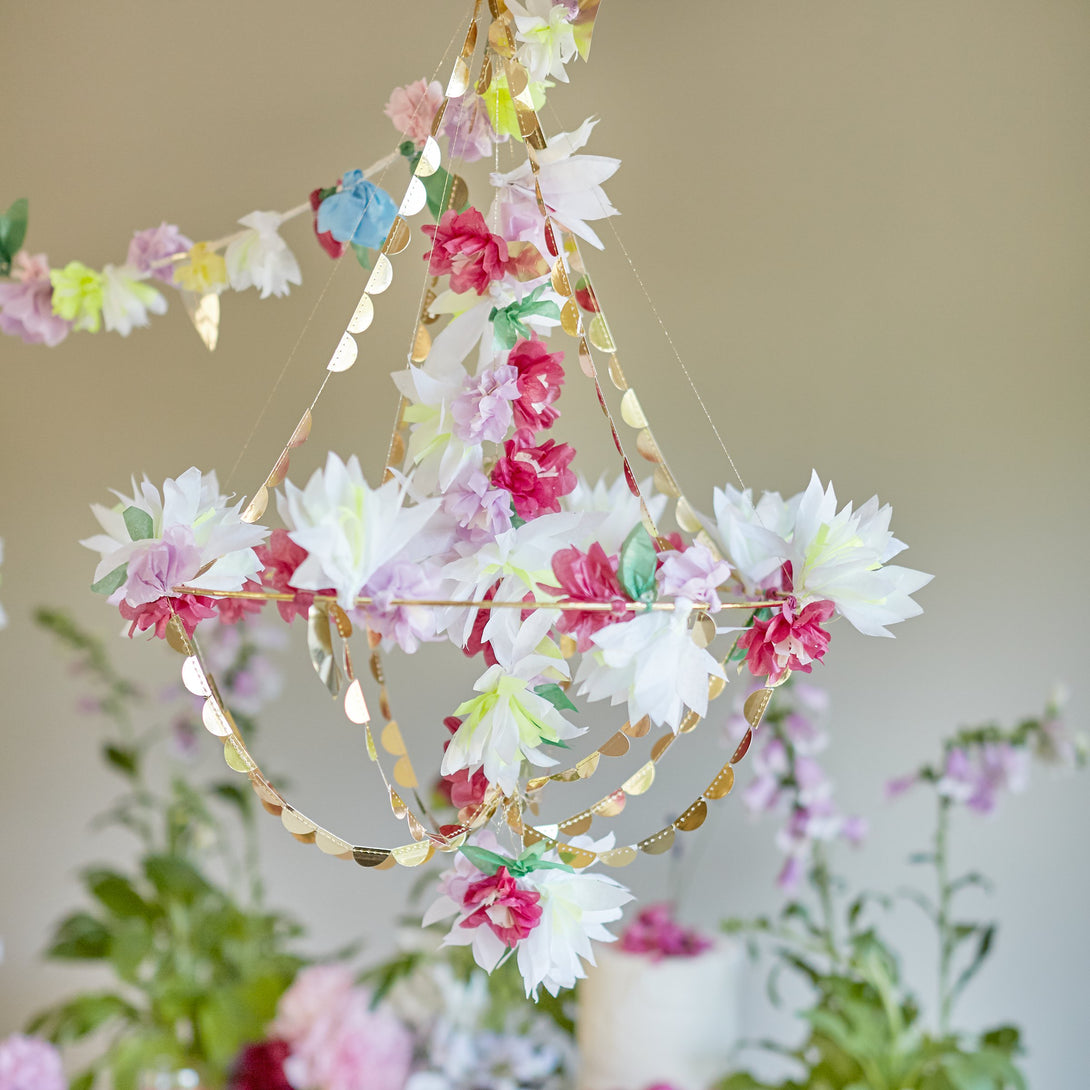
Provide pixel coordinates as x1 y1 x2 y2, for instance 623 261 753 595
28 610 304 1090
717 684 1080 1090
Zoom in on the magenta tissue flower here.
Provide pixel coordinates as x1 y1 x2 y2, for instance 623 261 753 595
422 207 511 295
0 252 72 346
544 542 631 651
127 222 193 284
0 1033 66 1090
737 596 835 684
490 436 577 519
459 865 543 947
508 335 565 432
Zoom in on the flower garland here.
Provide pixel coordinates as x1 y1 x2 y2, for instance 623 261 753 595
76 0 929 1000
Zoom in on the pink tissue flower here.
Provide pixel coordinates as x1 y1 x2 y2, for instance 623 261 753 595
451 363 521 444
508 335 565 432
256 529 334 623
216 579 265 624
490 436 577 519
441 92 500 162
459 865 543 947
117 592 217 639
384 78 444 149
423 207 511 295
0 252 72 346
619 903 712 961
543 542 631 651
0 1033 66 1090
127 222 193 284
737 597 835 684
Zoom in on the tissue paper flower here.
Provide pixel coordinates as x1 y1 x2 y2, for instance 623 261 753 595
0 252 72 345
81 467 267 637
385 78 444 148
490 436 576 520
49 260 105 332
101 264 167 335
450 363 521 444
282 452 440 611
317 171 398 249
174 242 229 294
508 335 565 432
576 601 725 730
543 542 631 651
441 92 500 163
737 597 835 684
508 0 579 83
423 207 511 296
225 210 302 299
309 188 348 259
126 222 193 284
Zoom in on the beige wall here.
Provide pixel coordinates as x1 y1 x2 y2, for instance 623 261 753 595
1 1 1087 1084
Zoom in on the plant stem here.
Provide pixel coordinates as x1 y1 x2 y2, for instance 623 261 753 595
811 843 839 964
935 795 953 1034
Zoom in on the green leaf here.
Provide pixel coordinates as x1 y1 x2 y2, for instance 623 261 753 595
950 923 996 1005
617 524 658 603
107 916 153 981
90 564 128 596
69 1071 97 1090
0 197 29 273
143 853 214 905
980 1024 1022 1057
534 682 578 713
46 912 112 960
85 868 156 920
27 992 136 1044
350 242 373 270
122 506 154 541
102 743 140 778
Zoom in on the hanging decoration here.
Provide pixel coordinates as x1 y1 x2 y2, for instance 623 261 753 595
77 0 929 1000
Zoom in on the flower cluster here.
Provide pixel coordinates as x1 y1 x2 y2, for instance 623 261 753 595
424 834 632 998
726 680 866 892
0 1034 66 1090
618 903 714 961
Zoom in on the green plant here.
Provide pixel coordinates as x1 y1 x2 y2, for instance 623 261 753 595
28 610 304 1090
718 685 1080 1090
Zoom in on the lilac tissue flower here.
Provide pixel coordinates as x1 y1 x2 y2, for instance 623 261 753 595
451 364 521 444
127 223 193 284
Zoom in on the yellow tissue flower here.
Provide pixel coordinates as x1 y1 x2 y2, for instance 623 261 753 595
174 242 228 294
482 72 548 142
49 261 105 333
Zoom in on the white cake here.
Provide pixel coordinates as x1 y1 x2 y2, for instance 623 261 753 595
576 939 743 1090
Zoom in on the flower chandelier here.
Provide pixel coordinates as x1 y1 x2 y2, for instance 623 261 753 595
77 0 930 999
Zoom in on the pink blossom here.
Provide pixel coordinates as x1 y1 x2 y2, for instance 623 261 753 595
127 223 193 284
490 436 577 519
656 544 731 610
459 865 543 947
441 470 513 544
508 335 565 432
439 716 489 811
543 542 631 651
310 188 348 259
737 597 835 684
0 252 72 346
423 207 511 295
384 78 444 148
256 529 334 622
440 92 500 162
216 579 265 624
272 964 355 1046
619 903 712 961
451 363 521 443
0 1033 66 1090
117 592 216 639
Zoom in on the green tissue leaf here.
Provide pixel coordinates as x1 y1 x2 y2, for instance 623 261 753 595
0 197 29 274
534 683 578 713
122 506 154 541
91 564 128 596
350 242 373 270
617 524 658 603
458 844 507 876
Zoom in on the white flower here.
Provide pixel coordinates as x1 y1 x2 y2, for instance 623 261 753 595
516 836 633 998
281 452 440 611
784 471 931 636
443 609 583 794
225 210 302 299
508 0 579 83
561 473 667 553
101 264 167 336
490 117 619 249
707 482 799 591
81 467 267 602
576 601 726 731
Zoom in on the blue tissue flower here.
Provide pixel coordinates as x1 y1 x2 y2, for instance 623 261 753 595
317 171 397 249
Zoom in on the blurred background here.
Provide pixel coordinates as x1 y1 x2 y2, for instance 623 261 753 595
1 0 1087 1084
